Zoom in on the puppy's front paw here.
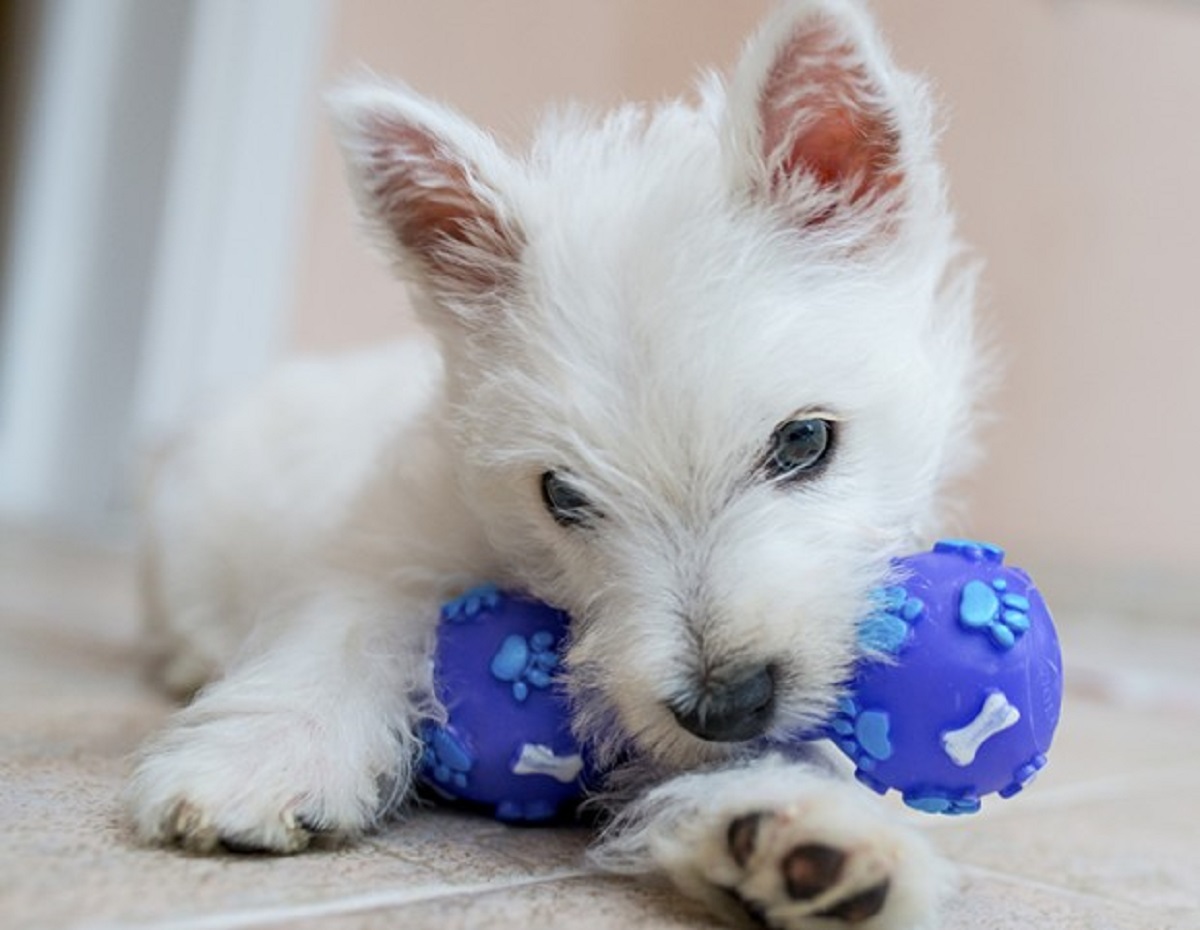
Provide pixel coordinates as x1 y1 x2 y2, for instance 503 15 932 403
127 709 398 854
701 778 946 930
152 795 313 855
593 762 947 930
723 809 898 927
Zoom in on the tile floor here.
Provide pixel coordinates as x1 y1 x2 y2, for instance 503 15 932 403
2 526 1198 930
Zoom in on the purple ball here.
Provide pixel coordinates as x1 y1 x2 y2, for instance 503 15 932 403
417 585 592 822
829 539 1064 814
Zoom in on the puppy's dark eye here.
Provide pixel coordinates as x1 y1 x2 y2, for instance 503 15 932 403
540 471 596 527
765 418 835 480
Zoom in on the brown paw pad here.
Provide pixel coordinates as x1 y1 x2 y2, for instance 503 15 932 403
817 879 891 924
781 843 847 900
722 887 769 927
727 811 767 868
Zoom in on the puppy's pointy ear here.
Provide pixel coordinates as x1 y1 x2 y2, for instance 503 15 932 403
330 81 522 306
727 0 930 236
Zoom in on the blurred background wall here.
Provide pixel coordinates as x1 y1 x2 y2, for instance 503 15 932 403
2 0 1197 604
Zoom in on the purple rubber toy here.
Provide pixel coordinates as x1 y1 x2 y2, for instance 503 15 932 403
832 539 1063 814
418 585 592 822
418 539 1063 822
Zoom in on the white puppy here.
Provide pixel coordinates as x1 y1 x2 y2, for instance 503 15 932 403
128 1 984 927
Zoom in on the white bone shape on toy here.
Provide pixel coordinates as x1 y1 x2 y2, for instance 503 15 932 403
941 690 1021 767
511 743 585 783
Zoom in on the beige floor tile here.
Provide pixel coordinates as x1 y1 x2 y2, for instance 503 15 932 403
0 529 136 637
907 630 1200 927
277 876 720 930
988 690 1200 804
931 770 1200 914
1058 610 1200 720
0 757 604 930
940 867 1195 930
4 525 1198 930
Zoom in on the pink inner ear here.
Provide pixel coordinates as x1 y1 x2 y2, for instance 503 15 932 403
361 115 519 291
760 19 902 216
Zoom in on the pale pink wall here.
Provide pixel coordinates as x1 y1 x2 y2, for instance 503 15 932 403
875 0 1200 575
290 0 769 351
290 1 1200 575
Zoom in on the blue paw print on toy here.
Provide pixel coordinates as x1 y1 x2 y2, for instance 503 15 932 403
828 696 894 781
420 723 474 790
903 791 981 816
959 577 1031 650
934 538 1005 562
490 630 559 701
858 585 926 655
999 753 1048 799
495 798 559 822
442 583 502 623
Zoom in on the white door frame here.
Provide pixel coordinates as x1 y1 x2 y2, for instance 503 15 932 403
0 0 331 535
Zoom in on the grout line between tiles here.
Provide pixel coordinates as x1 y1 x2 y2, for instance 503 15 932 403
959 862 1129 907
916 760 1200 830
957 862 1198 922
79 868 595 930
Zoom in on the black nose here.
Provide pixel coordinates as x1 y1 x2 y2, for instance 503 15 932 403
670 665 776 742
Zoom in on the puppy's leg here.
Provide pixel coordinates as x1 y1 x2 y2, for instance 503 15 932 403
127 585 433 853
591 755 949 930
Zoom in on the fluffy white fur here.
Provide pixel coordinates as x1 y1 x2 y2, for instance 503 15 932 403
128 2 983 926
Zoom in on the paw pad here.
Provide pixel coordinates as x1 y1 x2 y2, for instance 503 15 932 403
727 811 765 868
490 630 558 701
722 812 897 928
958 577 1030 650
782 843 847 901
817 879 892 923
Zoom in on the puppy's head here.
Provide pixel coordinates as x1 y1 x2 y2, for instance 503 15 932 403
334 0 984 771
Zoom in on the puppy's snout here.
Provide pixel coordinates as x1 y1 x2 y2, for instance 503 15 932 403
669 665 776 743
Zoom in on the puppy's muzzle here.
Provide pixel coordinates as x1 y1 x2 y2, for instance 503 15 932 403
669 665 776 742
